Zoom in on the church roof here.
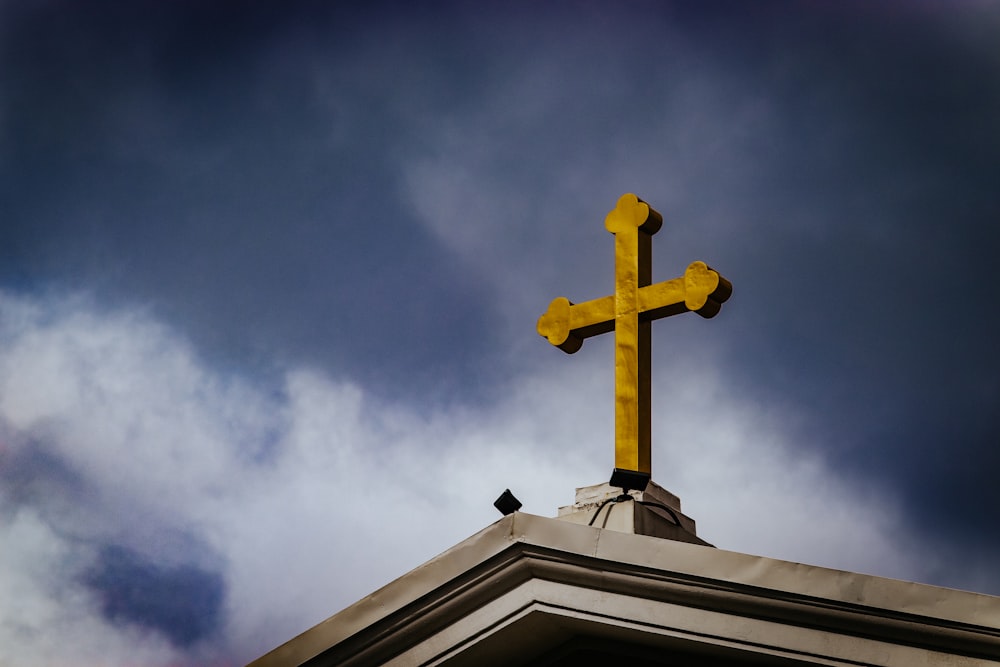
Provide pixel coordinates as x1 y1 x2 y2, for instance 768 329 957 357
249 511 1000 666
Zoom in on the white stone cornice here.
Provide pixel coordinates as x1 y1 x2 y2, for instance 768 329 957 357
250 513 1000 666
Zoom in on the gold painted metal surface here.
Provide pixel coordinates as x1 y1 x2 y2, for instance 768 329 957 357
537 193 732 483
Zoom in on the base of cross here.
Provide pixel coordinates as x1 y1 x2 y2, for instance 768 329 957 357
609 468 650 492
557 479 711 546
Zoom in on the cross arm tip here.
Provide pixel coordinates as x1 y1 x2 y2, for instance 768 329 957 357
684 263 732 318
537 297 583 353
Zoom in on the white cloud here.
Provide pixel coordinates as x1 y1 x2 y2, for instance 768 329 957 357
0 291 963 664
652 360 925 581
0 506 180 667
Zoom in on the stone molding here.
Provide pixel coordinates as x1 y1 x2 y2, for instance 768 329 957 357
250 513 1000 666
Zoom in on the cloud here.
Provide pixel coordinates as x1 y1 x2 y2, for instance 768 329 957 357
0 289 982 664
0 507 181 667
1 6 999 664
0 293 263 664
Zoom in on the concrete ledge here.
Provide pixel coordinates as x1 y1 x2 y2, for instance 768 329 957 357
249 512 1000 666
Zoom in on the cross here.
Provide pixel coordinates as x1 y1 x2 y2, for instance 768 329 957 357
537 193 732 492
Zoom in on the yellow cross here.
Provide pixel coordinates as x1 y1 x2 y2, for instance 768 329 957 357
537 193 732 491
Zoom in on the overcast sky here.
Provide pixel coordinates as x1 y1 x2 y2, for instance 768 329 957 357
2 1 999 665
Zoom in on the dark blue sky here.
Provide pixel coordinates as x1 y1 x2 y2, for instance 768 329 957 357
1 2 999 665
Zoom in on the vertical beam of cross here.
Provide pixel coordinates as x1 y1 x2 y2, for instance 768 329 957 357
605 194 660 481
537 193 732 491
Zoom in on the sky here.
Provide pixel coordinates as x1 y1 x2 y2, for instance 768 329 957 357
1 1 999 664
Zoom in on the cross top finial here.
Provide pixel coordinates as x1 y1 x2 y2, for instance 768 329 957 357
604 192 661 235
538 193 732 491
